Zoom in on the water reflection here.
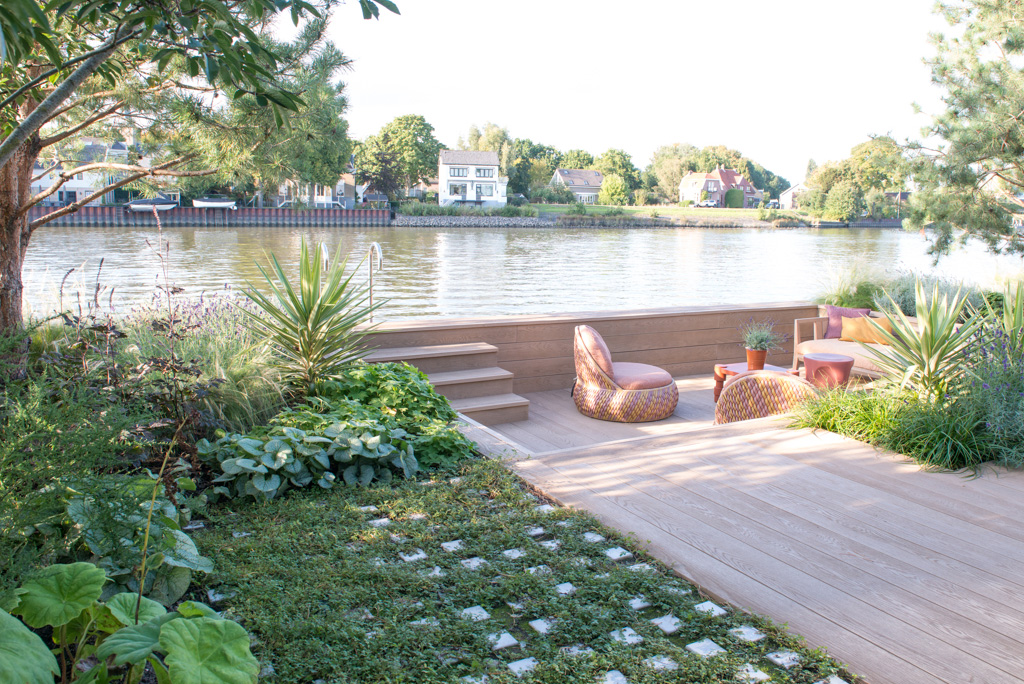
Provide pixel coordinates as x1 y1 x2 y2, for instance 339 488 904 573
22 225 1024 320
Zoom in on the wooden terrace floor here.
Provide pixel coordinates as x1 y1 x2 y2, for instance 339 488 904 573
465 375 1024 684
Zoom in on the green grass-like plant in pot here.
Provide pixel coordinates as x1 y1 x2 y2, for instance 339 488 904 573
740 318 787 370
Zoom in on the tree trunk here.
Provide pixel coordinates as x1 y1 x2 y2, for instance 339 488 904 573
0 140 40 332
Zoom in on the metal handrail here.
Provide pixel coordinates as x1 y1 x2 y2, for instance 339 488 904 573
367 242 383 321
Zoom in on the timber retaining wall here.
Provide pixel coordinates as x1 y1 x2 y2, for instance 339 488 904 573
369 302 818 395
27 205 391 228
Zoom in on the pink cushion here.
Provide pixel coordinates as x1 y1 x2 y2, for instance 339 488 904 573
612 362 673 390
577 325 614 377
825 305 870 339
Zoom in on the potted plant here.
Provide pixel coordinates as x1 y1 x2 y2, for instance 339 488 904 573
740 318 787 370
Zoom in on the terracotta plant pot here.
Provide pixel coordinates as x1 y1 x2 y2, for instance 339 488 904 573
746 348 768 370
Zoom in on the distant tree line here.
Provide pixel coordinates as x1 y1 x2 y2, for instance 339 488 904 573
796 137 908 222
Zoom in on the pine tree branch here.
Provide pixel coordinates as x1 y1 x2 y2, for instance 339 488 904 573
39 100 127 148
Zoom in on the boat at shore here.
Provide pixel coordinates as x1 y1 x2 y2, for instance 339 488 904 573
125 197 178 212
193 195 237 210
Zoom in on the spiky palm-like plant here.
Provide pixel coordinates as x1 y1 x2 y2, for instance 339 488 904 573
241 239 382 395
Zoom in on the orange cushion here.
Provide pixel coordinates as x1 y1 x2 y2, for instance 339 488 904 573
840 316 892 345
612 362 673 390
578 325 614 377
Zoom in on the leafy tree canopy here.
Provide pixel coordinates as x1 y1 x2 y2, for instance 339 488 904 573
560 149 593 170
594 149 640 190
353 132 403 200
598 173 630 206
646 143 789 200
376 114 443 189
905 0 1024 255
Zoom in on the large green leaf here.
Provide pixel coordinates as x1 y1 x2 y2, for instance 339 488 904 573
162 530 214 573
147 567 193 607
159 617 260 684
14 562 106 628
94 615 172 665
107 593 167 627
0 609 60 684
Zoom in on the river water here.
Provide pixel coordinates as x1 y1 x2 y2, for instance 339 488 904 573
21 225 1024 320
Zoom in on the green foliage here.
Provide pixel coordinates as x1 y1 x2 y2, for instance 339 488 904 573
598 173 630 206
566 201 586 216
905 0 1024 255
560 149 593 169
396 203 536 218
242 239 380 394
822 179 864 221
3 563 258 684
866 281 981 401
321 362 458 425
353 132 405 200
594 149 641 190
723 188 744 208
377 115 444 189
531 184 577 204
194 458 846 684
793 388 993 471
739 319 787 351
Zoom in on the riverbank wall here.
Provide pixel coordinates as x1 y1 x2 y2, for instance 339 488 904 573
27 205 391 228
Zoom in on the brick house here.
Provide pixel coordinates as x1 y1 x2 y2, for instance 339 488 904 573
679 167 764 208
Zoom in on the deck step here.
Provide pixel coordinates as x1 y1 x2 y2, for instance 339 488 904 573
365 342 498 373
451 393 530 426
427 367 515 400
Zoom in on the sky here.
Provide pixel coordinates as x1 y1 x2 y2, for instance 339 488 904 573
320 0 949 187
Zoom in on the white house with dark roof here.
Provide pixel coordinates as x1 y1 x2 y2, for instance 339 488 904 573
549 168 604 204
438 150 507 208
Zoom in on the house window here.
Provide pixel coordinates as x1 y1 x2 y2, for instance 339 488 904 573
475 168 494 178
476 184 493 196
450 167 468 177
449 183 468 196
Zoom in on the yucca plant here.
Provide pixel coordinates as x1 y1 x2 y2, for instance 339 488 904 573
863 279 980 402
241 239 383 395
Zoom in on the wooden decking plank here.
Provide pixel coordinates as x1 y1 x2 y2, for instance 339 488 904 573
748 429 1024 537
554 434 1024 659
513 458 932 684
514 457 995 684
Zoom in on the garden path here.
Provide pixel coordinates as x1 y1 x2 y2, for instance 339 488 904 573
468 377 1024 684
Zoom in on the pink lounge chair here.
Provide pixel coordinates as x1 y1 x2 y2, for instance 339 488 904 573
571 325 679 422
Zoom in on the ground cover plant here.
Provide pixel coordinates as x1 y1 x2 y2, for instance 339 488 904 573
397 204 538 218
194 458 850 684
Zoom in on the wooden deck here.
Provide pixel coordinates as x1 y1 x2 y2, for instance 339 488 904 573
470 376 1024 684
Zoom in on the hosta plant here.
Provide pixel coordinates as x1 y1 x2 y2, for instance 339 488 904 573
1 562 258 684
865 280 980 401
241 238 382 395
197 417 419 501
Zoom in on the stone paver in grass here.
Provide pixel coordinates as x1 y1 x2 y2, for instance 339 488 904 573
535 504 556 514
815 677 850 684
555 520 572 528
605 546 633 562
441 539 464 552
561 644 595 656
488 631 519 650
602 671 629 684
627 562 655 573
526 526 545 537
507 657 539 678
460 676 488 683
686 638 726 657
650 614 682 634
610 627 644 645
368 517 390 528
502 548 526 559
737 664 771 682
583 531 606 543
506 600 524 611
461 606 490 622
628 595 651 610
399 548 427 562
730 625 767 642
528 618 555 634
389 533 407 543
643 655 678 671
526 564 551 575
663 585 691 596
767 651 802 669
358 505 379 512
409 617 440 628
461 557 488 570
408 512 428 521
569 556 591 567
538 539 561 551
694 600 727 617
554 582 576 596
420 566 445 578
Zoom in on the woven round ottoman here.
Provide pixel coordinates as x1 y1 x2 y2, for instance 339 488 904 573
803 352 855 389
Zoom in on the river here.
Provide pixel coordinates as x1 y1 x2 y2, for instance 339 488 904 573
21 225 1024 320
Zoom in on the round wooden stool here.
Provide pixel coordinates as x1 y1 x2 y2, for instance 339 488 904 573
803 353 855 389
